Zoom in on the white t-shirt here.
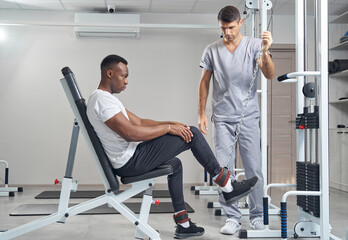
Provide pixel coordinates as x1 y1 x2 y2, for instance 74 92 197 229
86 89 140 169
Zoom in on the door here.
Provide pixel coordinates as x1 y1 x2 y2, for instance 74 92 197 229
267 45 297 184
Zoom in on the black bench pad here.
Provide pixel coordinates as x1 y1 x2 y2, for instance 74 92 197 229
120 165 173 184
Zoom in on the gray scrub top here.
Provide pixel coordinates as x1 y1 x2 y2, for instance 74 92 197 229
200 36 262 122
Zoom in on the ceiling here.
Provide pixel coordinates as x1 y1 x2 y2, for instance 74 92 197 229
0 0 347 16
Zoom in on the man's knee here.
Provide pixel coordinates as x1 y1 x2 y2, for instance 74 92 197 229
169 157 183 174
190 126 201 136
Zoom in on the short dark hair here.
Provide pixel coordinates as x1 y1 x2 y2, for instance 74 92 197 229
100 54 128 71
217 6 241 23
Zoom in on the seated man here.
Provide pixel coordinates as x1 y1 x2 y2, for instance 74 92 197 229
86 54 258 239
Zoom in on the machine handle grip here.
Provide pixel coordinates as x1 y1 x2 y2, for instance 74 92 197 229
5 168 9 185
61 67 72 77
277 73 289 82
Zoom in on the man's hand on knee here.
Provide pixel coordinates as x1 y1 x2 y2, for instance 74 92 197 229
169 125 193 143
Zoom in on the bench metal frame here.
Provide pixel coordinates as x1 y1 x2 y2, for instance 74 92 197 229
0 67 172 240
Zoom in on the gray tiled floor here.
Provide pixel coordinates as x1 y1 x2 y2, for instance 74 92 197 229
0 184 347 240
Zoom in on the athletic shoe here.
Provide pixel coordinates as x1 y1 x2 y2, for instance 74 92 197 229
222 176 258 205
250 217 264 230
220 218 241 235
174 220 204 239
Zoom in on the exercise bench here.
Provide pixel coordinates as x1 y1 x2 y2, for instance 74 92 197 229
0 67 173 240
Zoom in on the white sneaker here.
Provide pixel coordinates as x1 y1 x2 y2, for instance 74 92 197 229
250 217 264 230
220 218 241 235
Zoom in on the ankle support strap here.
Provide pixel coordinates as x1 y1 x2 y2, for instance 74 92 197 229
214 167 231 187
173 210 190 224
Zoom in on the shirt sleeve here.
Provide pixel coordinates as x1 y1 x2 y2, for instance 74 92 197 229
199 46 213 72
96 94 122 122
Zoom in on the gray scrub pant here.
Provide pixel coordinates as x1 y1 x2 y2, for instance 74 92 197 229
213 117 264 222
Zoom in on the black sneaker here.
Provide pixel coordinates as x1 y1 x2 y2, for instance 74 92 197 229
222 176 258 205
174 220 205 239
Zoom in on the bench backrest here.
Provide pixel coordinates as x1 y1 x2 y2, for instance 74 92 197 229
61 67 120 191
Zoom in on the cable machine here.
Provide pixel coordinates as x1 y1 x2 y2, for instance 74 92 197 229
240 0 340 239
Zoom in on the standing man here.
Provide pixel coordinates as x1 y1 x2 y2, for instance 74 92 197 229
198 6 275 235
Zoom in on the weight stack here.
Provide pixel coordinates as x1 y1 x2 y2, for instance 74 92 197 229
296 162 320 217
307 163 320 217
296 162 308 211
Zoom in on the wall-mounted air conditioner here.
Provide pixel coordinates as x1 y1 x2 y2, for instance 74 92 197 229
74 13 140 38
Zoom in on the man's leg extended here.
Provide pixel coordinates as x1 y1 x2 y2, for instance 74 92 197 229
115 126 257 212
115 127 221 179
182 127 257 206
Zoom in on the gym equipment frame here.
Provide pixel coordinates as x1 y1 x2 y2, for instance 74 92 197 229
190 170 218 195
0 67 173 240
0 160 23 197
239 0 340 239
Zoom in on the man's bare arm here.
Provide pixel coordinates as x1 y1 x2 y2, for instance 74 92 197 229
105 112 193 143
126 110 184 127
198 69 212 135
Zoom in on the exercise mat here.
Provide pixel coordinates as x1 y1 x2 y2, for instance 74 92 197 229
10 202 194 216
35 189 170 199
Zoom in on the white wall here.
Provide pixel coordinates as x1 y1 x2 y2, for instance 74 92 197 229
0 10 296 185
271 15 296 44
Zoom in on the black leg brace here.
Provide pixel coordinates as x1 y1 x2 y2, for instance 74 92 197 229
214 167 231 187
173 210 190 224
